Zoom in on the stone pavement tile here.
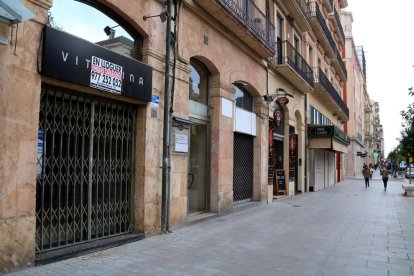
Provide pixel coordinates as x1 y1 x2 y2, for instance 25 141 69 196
315 269 349 276
349 252 388 263
247 267 295 276
367 260 412 274
373 240 407 248
369 249 409 259
388 272 414 276
389 256 414 270
8 269 53 276
120 261 155 274
319 261 346 273
190 258 254 275
133 266 191 276
325 256 367 269
76 262 117 275
340 245 371 255
343 264 388 276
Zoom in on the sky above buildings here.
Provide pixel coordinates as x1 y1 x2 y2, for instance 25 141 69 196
50 0 414 157
346 0 414 156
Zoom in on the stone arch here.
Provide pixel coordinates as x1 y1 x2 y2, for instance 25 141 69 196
191 55 220 76
231 80 261 98
75 0 149 47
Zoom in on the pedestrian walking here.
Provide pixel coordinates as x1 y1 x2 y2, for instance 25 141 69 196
362 165 370 188
382 167 389 191
369 165 373 180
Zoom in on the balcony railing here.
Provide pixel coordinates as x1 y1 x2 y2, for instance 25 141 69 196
309 1 337 56
314 68 349 119
272 40 314 88
295 0 311 21
219 0 275 51
335 48 347 78
333 9 345 43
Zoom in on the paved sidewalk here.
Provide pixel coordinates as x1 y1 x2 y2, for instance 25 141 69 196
9 174 414 276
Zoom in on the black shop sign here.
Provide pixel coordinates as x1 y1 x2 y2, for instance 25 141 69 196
41 26 152 102
308 125 334 138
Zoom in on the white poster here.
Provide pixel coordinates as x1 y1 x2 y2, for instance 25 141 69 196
90 56 123 94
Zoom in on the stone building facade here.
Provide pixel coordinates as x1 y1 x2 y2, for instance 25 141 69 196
1 0 355 272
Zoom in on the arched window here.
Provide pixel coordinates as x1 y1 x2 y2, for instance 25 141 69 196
49 0 143 60
234 84 253 111
189 59 209 105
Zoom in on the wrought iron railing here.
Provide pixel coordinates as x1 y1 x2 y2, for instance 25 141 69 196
36 88 134 252
295 0 311 21
333 9 345 42
314 68 349 118
219 0 275 50
335 48 347 78
271 40 314 88
309 1 336 55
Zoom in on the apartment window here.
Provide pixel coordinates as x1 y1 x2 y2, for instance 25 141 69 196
276 15 283 42
309 46 313 67
294 36 299 51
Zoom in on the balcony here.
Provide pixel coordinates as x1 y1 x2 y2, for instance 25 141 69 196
195 0 275 58
308 1 336 59
269 40 314 92
331 48 347 81
284 0 311 31
321 0 334 13
330 9 345 45
313 68 349 122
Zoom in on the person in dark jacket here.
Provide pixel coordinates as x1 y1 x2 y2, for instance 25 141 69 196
382 166 389 191
362 165 370 188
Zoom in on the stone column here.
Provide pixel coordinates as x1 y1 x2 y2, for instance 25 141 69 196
0 1 50 271
253 97 269 202
209 81 234 215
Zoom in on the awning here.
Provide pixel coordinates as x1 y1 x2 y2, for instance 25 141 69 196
332 140 349 153
309 138 331 150
0 0 36 25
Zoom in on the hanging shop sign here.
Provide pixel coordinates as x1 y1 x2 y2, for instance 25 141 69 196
272 103 284 136
41 26 152 102
276 96 289 105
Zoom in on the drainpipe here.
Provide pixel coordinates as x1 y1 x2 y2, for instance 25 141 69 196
161 0 172 233
166 0 179 233
304 93 308 192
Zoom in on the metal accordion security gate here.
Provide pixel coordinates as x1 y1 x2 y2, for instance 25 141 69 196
233 133 254 202
35 87 135 253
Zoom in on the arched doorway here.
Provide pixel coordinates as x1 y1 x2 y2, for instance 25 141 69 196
36 0 148 256
233 83 254 202
188 58 211 215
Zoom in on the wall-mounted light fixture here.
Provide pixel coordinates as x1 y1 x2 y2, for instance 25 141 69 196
103 25 120 39
263 88 294 103
143 11 168 22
